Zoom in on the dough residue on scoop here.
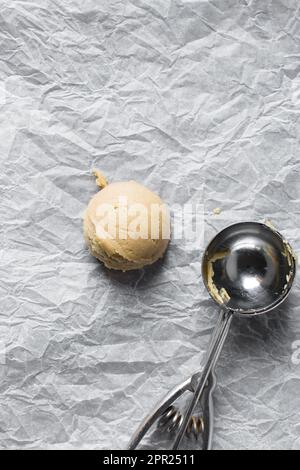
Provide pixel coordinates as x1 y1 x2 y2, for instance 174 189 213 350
206 250 230 305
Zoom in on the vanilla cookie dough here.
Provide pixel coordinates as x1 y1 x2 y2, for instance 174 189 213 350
84 170 170 271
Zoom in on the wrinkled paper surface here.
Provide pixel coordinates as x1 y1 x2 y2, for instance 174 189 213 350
0 0 300 450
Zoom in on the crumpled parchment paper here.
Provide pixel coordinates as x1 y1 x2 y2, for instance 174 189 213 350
0 0 300 450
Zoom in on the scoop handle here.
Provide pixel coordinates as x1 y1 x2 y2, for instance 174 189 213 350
173 309 233 450
127 377 192 449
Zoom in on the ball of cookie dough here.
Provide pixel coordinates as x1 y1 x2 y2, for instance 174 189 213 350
84 170 170 271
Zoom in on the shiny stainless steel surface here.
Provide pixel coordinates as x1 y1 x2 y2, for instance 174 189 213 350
173 222 296 449
202 222 296 315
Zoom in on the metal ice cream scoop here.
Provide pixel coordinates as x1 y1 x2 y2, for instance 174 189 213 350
128 222 296 451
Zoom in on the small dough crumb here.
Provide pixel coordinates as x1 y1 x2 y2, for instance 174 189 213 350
265 219 276 231
93 168 108 189
213 207 222 215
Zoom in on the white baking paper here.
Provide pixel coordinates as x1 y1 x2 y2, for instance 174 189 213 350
0 0 300 450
